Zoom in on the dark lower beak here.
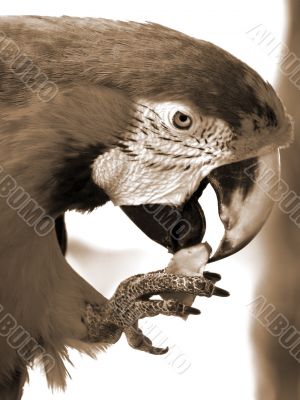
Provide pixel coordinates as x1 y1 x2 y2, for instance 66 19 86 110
121 178 207 253
121 151 280 261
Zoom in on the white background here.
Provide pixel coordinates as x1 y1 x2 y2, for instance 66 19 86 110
1 1 286 399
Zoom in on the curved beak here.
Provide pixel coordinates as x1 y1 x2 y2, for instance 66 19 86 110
121 151 280 262
208 150 280 261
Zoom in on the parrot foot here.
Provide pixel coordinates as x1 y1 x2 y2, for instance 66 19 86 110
82 269 229 352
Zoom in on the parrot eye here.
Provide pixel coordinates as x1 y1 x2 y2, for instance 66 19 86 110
172 111 193 130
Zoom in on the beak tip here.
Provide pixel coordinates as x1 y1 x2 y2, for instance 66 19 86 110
208 237 251 263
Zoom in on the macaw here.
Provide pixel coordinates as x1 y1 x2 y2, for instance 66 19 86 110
0 16 292 399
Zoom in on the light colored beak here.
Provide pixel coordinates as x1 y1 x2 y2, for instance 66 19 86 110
208 150 280 262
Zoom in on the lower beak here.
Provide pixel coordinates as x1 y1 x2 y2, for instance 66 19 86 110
121 150 280 262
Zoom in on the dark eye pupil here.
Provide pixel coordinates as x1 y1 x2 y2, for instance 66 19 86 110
173 111 192 129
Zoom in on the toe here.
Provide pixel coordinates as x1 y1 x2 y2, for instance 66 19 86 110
203 271 222 283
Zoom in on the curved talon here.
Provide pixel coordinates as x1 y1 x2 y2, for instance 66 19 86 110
181 305 201 315
212 286 230 297
203 271 221 283
163 300 201 316
150 346 169 355
124 324 169 355
138 332 169 355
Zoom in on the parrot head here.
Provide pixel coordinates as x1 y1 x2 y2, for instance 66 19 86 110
87 22 293 261
38 20 292 261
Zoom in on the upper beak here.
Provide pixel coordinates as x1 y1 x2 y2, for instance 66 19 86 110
208 150 280 262
121 150 280 262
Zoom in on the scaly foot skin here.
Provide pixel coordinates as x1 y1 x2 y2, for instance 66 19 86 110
83 269 229 354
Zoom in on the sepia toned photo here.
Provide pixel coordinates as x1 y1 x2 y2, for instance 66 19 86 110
0 1 299 399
